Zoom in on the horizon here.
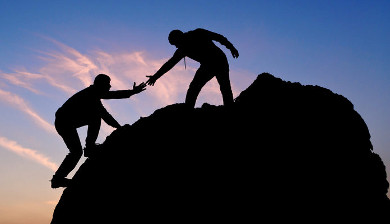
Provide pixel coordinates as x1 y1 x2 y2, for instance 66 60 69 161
1 1 389 223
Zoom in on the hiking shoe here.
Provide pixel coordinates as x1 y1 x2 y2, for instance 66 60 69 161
51 176 71 188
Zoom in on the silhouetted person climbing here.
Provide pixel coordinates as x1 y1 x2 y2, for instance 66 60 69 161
51 74 146 188
146 28 239 107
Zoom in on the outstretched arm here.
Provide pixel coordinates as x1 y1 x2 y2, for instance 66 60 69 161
146 50 184 86
85 104 120 148
102 82 146 99
101 107 121 129
199 28 239 58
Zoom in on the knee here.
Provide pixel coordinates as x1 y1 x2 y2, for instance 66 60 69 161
68 149 83 159
188 80 201 91
55 118 67 135
219 81 232 93
90 115 101 125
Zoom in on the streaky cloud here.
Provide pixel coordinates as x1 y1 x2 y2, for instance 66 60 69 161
0 71 42 94
0 88 55 134
0 70 76 95
1 36 255 132
0 136 58 171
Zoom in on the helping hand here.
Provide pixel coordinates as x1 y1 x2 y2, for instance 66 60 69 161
231 47 239 58
146 75 157 86
133 82 147 93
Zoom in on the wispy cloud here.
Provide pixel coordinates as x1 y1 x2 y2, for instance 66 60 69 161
39 36 99 88
0 70 76 95
0 36 255 174
37 38 226 106
0 71 42 94
1 37 254 135
2 37 233 107
0 136 58 171
0 88 55 134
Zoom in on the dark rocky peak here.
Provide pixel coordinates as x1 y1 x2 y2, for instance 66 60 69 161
51 73 389 223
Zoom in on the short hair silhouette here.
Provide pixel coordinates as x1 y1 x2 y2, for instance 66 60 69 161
168 30 184 45
94 74 111 86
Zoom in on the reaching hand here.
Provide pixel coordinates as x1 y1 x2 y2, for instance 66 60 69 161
132 82 146 94
231 47 239 58
146 75 157 86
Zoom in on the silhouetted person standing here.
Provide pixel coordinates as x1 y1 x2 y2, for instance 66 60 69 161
146 28 239 107
51 74 146 188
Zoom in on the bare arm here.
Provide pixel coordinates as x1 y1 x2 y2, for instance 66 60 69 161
101 107 121 129
102 90 133 99
102 82 146 99
198 28 239 58
85 104 120 148
146 50 184 86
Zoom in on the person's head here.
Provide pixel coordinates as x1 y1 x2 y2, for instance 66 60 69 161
93 74 111 93
168 30 184 47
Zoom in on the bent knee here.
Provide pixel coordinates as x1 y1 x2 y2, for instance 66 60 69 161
68 150 83 159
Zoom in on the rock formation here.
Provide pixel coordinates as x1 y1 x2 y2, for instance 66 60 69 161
51 73 389 223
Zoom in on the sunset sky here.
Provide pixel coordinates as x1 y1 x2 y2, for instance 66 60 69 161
1 1 389 223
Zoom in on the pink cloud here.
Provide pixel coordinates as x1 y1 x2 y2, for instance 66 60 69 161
0 71 42 94
0 70 77 95
0 136 58 171
0 88 55 134
10 37 233 107
1 37 255 131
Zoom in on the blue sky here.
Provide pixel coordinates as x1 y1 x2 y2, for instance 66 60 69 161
1 1 389 223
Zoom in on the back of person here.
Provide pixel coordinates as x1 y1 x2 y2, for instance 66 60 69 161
180 29 227 66
56 86 103 128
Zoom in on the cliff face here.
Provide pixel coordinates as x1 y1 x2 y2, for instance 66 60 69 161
51 73 389 223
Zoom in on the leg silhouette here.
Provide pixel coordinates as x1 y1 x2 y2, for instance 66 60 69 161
215 67 234 106
54 125 83 179
185 66 214 108
185 65 234 107
85 116 101 148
